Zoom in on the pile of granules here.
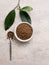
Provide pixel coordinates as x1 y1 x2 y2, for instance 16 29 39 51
16 23 33 40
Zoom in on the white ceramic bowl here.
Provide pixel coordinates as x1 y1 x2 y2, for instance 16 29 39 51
14 22 33 42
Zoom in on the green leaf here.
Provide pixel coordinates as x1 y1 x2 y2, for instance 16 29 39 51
4 10 15 30
21 6 33 12
19 10 31 24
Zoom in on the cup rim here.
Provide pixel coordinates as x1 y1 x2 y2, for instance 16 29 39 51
14 22 33 42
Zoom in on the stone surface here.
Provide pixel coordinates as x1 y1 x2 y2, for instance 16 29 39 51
0 0 49 65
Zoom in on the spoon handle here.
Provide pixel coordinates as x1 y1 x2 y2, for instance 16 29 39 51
9 38 12 60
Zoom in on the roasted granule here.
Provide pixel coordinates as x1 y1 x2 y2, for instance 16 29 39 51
16 23 33 40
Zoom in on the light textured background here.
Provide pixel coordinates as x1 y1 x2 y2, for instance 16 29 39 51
0 0 49 65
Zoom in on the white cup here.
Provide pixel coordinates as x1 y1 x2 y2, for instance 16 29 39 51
14 22 33 42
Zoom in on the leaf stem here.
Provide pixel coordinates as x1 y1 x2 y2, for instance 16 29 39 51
14 0 20 10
